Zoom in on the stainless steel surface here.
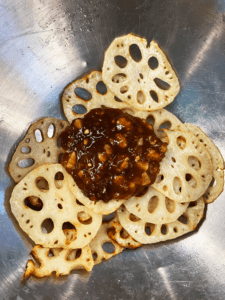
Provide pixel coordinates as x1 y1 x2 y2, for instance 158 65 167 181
1 0 225 299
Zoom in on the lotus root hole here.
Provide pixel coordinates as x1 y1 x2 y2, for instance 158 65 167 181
58 203 63 209
34 129 43 143
129 213 141 222
77 211 92 225
172 157 176 163
209 176 216 187
35 177 49 192
165 198 175 213
17 158 34 168
41 218 54 234
72 104 87 115
47 124 55 138
121 107 135 115
161 225 167 235
159 121 172 132
148 196 159 213
25 138 30 143
67 249 82 261
139 73 144 79
120 86 128 94
148 56 159 70
150 90 158 102
76 199 84 206
155 174 164 184
137 91 145 104
173 177 182 195
102 242 115 254
54 172 64 189
163 185 168 191
114 55 127 68
24 196 43 211
112 73 126 84
102 212 116 222
96 81 107 95
178 214 188 224
62 222 77 241
145 223 155 236
188 201 197 207
92 253 97 261
120 228 129 239
154 78 170 90
146 115 155 126
75 87 92 101
129 44 142 62
177 136 186 150
21 146 31 154
185 174 197 188
173 227 178 233
48 249 54 257
188 156 201 170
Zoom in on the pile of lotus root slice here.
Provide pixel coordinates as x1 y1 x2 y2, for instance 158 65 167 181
9 34 224 279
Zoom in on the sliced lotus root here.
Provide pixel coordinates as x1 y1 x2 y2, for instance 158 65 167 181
184 123 224 204
152 129 213 202
102 33 180 112
89 218 124 265
69 180 126 215
134 108 187 139
107 216 142 249
124 186 188 224
24 245 93 278
9 117 69 183
10 164 102 248
117 197 205 244
62 70 133 123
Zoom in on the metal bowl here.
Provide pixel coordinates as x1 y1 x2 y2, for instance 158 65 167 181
1 0 225 299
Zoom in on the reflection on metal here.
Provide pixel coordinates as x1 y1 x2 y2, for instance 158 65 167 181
185 22 224 82
158 267 177 300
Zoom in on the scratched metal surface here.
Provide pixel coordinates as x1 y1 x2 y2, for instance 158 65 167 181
1 0 225 299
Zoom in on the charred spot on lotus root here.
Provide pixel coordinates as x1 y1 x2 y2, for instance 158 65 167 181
24 196 43 211
177 136 186 150
41 218 54 234
102 242 115 254
72 104 87 115
47 124 55 138
148 56 159 70
77 211 92 225
112 73 126 83
150 90 158 102
148 196 159 213
185 174 197 188
35 177 49 192
165 198 175 213
76 199 84 206
96 81 107 95
154 78 170 90
188 156 201 171
129 44 142 62
75 87 92 101
114 55 128 68
145 223 155 236
54 171 64 189
173 177 182 195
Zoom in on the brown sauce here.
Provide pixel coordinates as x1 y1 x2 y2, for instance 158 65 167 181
60 108 167 202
